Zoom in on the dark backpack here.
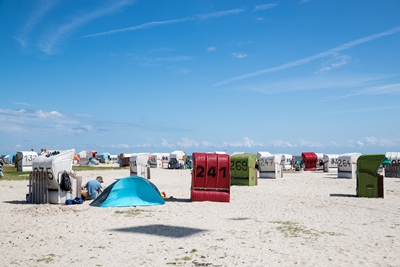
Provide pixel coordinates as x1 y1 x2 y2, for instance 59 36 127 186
60 172 72 191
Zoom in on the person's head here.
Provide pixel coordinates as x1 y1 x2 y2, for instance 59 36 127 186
96 176 103 183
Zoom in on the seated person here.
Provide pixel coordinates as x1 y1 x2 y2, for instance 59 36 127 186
319 159 324 168
81 176 103 200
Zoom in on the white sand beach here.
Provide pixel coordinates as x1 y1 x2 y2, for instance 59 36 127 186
0 168 399 267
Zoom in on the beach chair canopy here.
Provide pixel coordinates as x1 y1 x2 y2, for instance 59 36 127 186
90 176 165 207
385 152 400 165
323 154 339 168
301 152 318 170
381 157 391 166
356 154 385 198
87 157 99 166
96 152 110 163
230 153 258 186
32 149 75 190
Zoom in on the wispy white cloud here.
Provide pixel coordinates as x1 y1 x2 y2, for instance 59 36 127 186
175 69 191 74
356 140 364 147
231 52 248 59
148 47 175 53
232 74 394 95
0 108 82 134
299 0 312 3
352 136 399 147
223 137 263 148
94 135 400 153
155 56 193 62
0 108 78 124
367 83 400 95
297 83 400 108
298 139 324 148
124 53 193 68
328 141 340 147
149 136 374 151
83 18 189 38
270 140 296 148
83 8 246 38
176 138 200 148
155 137 265 150
194 9 245 19
376 138 399 147
213 25 400 86
315 54 351 73
13 102 30 106
161 138 175 148
207 46 217 51
15 0 59 49
325 105 400 115
253 3 279 12
71 125 93 132
39 0 134 55
109 143 130 149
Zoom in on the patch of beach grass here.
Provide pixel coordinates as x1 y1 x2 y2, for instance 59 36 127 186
36 253 57 263
114 208 152 217
271 221 344 239
1 165 128 181
73 166 127 171
2 165 31 181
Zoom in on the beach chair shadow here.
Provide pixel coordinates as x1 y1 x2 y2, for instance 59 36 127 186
329 193 357 198
111 224 206 238
228 217 250 221
322 174 341 179
163 196 191 203
3 200 30 204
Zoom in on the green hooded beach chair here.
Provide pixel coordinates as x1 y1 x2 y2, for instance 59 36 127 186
230 154 257 186
356 154 385 198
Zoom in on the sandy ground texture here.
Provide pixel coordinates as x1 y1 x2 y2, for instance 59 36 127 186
0 168 399 267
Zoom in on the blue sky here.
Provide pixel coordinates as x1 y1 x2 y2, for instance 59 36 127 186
1 0 400 156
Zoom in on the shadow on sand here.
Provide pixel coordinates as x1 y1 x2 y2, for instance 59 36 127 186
111 224 206 238
228 217 250 221
322 173 341 179
330 193 358 198
3 200 30 205
163 197 191 203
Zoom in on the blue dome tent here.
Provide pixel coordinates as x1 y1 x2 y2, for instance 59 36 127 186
90 176 165 207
